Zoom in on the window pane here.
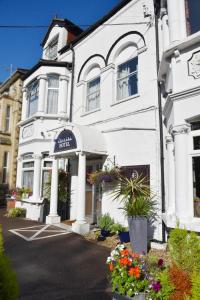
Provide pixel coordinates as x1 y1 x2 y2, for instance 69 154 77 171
27 80 39 117
23 161 34 168
117 57 138 100
193 136 200 150
191 122 200 131
86 77 100 112
46 38 58 60
22 170 34 189
43 161 52 168
2 152 8 183
193 157 200 217
5 106 10 132
42 170 51 198
47 75 59 114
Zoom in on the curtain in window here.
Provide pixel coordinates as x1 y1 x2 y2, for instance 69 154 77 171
42 170 51 198
117 57 138 101
86 77 100 112
47 75 59 114
22 170 34 189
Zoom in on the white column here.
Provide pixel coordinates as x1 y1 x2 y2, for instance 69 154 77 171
30 154 42 202
21 87 27 120
166 135 175 214
172 124 191 221
16 156 23 188
161 10 169 50
72 152 89 234
37 75 47 113
167 0 187 44
46 157 61 224
58 75 69 116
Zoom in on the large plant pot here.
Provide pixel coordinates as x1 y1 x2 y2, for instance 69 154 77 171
118 231 130 243
128 216 147 254
113 292 145 300
101 229 110 237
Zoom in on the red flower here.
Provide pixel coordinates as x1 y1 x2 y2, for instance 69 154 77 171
109 263 114 272
119 257 132 266
128 266 140 278
120 249 129 256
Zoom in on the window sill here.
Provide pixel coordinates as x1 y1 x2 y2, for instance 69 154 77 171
111 94 140 107
81 108 101 117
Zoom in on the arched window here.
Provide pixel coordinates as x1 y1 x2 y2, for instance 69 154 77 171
47 74 59 114
117 56 138 101
85 65 101 112
27 80 39 117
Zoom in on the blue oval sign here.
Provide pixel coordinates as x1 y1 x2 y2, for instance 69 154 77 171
54 129 77 153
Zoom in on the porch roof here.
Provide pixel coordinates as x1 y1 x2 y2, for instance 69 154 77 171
51 123 107 157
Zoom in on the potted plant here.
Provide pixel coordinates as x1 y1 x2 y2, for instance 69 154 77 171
107 244 159 300
97 213 114 237
113 176 157 254
87 166 120 185
110 223 130 243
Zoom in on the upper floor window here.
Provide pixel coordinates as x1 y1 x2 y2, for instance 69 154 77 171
47 75 59 114
117 57 138 101
27 80 39 117
2 152 9 184
5 105 11 132
86 77 100 112
46 36 58 60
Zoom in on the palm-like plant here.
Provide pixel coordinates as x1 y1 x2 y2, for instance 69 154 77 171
113 175 157 219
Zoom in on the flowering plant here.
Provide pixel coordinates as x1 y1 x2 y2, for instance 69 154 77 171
87 166 120 185
107 245 164 299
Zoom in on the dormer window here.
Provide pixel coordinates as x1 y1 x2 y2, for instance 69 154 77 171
26 80 39 117
46 36 58 60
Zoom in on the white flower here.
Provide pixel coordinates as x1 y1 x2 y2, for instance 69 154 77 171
111 249 119 257
106 256 115 263
115 244 125 251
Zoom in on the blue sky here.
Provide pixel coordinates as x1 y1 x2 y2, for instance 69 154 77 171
0 0 199 83
0 0 120 82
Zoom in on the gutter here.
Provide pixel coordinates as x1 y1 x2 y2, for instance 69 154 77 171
155 13 166 243
69 44 75 123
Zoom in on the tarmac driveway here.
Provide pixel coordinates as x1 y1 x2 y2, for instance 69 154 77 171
0 209 112 300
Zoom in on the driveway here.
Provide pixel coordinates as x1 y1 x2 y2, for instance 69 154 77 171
0 209 112 300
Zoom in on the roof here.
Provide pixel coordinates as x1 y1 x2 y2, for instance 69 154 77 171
23 59 72 80
59 0 133 54
0 69 28 92
41 18 83 47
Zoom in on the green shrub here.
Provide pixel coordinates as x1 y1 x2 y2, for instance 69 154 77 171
0 226 19 300
7 208 26 218
97 213 114 231
110 223 127 234
191 272 200 300
168 228 200 273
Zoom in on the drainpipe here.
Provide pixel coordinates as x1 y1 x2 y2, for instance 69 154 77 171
154 7 166 243
69 43 75 123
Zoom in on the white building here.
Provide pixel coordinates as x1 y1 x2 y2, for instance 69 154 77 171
16 0 200 240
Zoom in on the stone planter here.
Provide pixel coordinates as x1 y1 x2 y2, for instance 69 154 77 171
6 198 16 211
128 216 147 254
112 292 145 300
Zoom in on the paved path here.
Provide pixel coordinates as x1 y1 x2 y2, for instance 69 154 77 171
0 209 112 300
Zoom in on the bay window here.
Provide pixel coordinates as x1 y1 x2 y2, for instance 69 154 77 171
27 80 39 117
47 75 59 114
117 56 138 101
22 161 34 189
86 77 100 112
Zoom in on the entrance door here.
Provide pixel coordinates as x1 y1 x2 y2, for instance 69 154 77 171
86 161 102 224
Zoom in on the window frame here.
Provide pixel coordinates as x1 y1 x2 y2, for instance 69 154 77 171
2 152 9 184
45 35 59 60
5 105 11 132
116 56 138 102
22 158 34 190
41 158 52 199
26 79 39 118
85 75 101 113
46 74 59 114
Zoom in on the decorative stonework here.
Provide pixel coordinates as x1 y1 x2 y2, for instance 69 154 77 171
33 154 42 160
22 124 34 139
165 135 173 144
171 124 191 136
188 51 200 79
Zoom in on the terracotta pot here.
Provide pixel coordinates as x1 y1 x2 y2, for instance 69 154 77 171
112 292 145 300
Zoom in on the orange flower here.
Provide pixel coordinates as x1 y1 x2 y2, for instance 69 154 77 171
120 249 129 256
119 257 132 266
128 266 140 278
132 253 140 259
109 263 114 272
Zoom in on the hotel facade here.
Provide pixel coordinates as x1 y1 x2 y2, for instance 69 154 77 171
16 0 200 240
